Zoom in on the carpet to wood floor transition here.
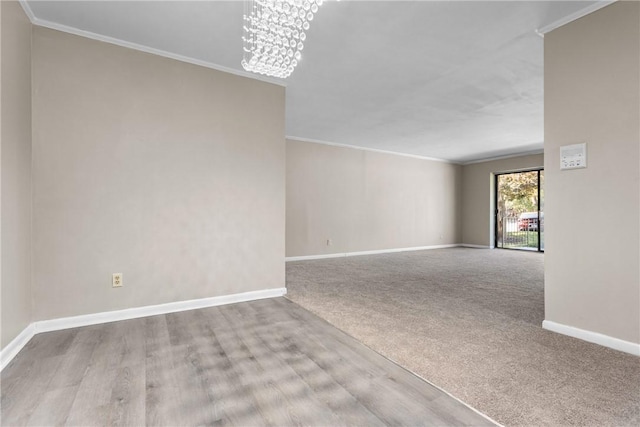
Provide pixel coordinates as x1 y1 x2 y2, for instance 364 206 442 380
286 247 640 427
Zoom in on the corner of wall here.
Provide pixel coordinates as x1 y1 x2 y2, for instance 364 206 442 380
544 1 640 347
1 0 34 351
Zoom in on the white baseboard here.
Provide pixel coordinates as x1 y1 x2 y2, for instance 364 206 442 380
1 287 286 371
460 244 493 249
34 288 287 333
0 323 37 371
542 320 640 356
286 244 460 262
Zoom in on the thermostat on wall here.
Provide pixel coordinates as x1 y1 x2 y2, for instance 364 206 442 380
560 143 587 170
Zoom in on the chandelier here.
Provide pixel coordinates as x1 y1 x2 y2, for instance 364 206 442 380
242 0 324 79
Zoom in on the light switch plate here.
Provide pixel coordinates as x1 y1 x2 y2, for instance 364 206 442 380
560 143 587 170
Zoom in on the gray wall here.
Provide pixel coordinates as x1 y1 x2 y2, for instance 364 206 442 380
461 154 544 247
544 2 639 344
32 28 285 321
286 140 462 257
1 1 33 349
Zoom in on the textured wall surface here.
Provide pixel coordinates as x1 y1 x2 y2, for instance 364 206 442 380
286 140 462 257
1 1 33 349
32 28 285 320
544 1 639 344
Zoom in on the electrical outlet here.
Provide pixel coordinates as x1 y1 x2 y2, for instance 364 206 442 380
112 273 123 288
326 239 332 246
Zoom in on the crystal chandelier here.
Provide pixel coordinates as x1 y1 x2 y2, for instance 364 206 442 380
242 0 324 79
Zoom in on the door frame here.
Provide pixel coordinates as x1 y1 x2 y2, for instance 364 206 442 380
494 168 544 252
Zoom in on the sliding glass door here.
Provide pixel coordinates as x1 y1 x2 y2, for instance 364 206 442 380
495 169 544 251
539 170 544 251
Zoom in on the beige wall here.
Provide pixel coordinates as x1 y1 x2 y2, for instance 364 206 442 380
1 1 33 349
461 154 544 247
32 28 285 321
286 140 462 257
544 1 639 344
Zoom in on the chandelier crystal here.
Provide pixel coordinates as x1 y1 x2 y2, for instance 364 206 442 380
242 0 324 79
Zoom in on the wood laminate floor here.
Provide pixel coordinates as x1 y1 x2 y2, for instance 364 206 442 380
1 297 495 426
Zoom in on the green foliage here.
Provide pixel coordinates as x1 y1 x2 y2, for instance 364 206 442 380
498 171 539 215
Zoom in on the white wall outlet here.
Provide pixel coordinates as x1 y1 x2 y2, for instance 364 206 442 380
326 239 332 246
112 273 123 288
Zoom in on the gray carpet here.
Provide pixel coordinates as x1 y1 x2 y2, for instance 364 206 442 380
286 248 640 427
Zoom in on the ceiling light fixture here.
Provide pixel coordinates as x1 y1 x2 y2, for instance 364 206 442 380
242 0 324 79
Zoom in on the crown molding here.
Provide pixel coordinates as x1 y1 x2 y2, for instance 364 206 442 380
18 1 286 87
286 136 459 164
535 0 617 36
461 149 544 166
18 0 36 22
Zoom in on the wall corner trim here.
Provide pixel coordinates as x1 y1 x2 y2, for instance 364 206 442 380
542 320 640 356
286 244 461 262
0 287 287 372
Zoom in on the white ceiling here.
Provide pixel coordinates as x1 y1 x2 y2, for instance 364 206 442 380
25 1 601 162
